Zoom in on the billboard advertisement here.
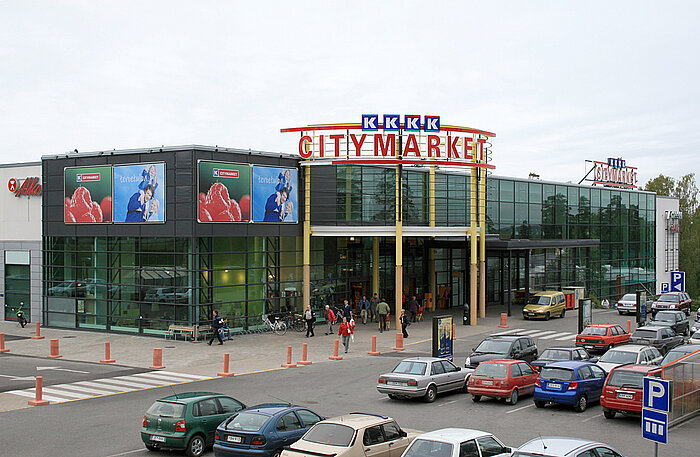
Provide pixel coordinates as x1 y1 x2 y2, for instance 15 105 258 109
251 166 298 223
432 315 454 361
198 161 251 222
64 166 113 223
113 163 166 223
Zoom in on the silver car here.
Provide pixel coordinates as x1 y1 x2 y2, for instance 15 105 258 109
514 436 626 456
377 357 472 403
615 293 637 315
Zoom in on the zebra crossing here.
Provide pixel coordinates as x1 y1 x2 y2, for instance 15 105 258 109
493 327 578 341
6 370 211 404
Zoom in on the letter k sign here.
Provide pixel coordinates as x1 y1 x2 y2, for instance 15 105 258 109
362 114 378 131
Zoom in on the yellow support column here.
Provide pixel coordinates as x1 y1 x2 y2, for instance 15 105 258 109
479 166 487 319
395 164 403 332
470 167 478 326
429 165 436 312
372 236 379 296
303 164 311 310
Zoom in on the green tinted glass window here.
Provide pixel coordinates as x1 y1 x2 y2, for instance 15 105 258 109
529 182 542 204
515 181 528 203
543 184 555 202
500 180 515 202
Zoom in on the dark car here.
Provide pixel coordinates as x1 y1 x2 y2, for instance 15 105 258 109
651 292 692 316
531 347 597 372
141 392 246 457
657 344 700 368
628 326 685 355
214 404 324 457
649 310 689 336
533 361 607 412
465 335 537 369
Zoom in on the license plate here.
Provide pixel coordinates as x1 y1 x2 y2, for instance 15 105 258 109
227 435 242 443
548 383 561 389
528 313 535 316
387 381 404 386
151 435 166 443
482 380 493 385
618 392 634 399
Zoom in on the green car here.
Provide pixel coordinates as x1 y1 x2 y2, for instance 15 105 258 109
141 392 246 457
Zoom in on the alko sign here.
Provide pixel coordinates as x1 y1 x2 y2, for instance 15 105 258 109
8 177 42 197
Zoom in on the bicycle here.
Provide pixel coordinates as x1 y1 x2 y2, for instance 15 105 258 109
284 313 306 332
262 314 287 335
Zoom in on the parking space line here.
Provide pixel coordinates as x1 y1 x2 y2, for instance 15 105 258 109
540 332 572 340
440 399 462 406
582 413 603 422
505 404 534 414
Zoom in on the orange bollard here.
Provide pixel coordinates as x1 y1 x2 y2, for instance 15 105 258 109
453 323 456 340
31 321 45 339
368 335 381 355
47 338 62 358
393 332 405 351
0 333 9 353
627 320 631 333
28 376 50 406
282 345 297 368
150 348 165 369
100 342 116 363
499 313 508 328
218 353 235 377
298 343 312 365
329 339 343 360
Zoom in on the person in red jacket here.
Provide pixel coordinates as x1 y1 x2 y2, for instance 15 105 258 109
324 304 336 335
338 317 354 353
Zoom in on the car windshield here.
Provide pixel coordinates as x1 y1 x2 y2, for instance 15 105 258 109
224 412 270 432
392 361 427 375
303 423 355 447
539 367 575 381
404 439 454 457
528 296 551 305
607 370 645 388
599 350 638 364
581 327 607 336
620 294 636 302
539 349 571 360
658 295 680 303
473 363 508 378
146 401 185 418
474 340 511 354
653 313 677 323
632 330 658 339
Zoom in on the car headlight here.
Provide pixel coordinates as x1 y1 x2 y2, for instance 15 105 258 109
670 305 676 309
465 357 471 367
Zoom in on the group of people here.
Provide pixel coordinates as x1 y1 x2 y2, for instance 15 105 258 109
207 310 234 345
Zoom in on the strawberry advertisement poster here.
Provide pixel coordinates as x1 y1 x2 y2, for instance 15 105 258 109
64 166 113 223
197 161 251 222
113 163 166 223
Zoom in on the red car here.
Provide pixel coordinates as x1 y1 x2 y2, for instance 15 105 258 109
601 364 658 418
575 323 630 352
651 292 692 316
467 359 537 405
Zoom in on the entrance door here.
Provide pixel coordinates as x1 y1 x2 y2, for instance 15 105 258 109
351 282 364 307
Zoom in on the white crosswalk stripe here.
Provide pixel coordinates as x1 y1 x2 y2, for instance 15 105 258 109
540 331 574 340
492 328 525 335
555 333 577 341
527 331 559 338
5 371 203 404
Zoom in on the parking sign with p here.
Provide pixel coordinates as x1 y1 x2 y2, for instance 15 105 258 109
670 271 685 292
642 377 672 445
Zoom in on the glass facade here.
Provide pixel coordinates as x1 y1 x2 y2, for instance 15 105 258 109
4 263 30 321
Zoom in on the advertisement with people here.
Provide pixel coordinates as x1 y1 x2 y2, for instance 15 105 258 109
113 163 166 223
251 166 298 223
197 161 251 222
432 315 454 361
64 166 113 223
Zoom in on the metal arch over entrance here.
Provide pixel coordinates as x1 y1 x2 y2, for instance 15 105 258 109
282 117 495 328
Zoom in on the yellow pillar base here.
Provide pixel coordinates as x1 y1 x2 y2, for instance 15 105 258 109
470 264 477 326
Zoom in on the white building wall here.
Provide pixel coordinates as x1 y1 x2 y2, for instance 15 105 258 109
655 195 680 294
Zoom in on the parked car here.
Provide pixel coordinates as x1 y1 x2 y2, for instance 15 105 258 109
465 335 537 369
691 331 700 345
401 428 511 457
657 344 700 367
651 292 692 316
628 325 685 355
531 347 597 372
649 310 689 336
377 357 470 402
575 324 630 352
281 413 416 457
690 319 700 335
522 291 566 320
141 392 246 457
533 361 607 412
213 403 324 457
467 359 537 405
600 364 658 419
513 437 626 457
596 344 663 373
615 293 638 315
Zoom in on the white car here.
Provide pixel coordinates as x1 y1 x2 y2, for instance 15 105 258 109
690 331 700 345
514 436 625 457
596 344 663 373
691 320 700 335
615 293 638 315
401 428 511 457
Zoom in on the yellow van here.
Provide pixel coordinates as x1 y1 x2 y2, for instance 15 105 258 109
523 291 566 320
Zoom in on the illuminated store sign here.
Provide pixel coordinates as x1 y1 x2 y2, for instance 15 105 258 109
584 158 638 189
8 177 42 197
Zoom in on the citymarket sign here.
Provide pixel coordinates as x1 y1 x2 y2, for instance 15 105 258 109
8 177 42 197
281 115 496 169
592 158 638 189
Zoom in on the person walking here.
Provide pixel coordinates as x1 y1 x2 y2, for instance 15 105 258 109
369 293 379 323
208 310 224 345
342 299 353 321
400 309 410 338
304 305 315 337
376 299 390 333
408 295 419 323
338 317 354 353
324 304 336 335
359 295 370 325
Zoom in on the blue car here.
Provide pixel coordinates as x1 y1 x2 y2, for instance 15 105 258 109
533 361 607 412
213 403 324 457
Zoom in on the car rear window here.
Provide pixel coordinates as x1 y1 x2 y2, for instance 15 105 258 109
404 439 454 457
654 313 677 322
224 412 270 432
146 401 185 418
539 349 570 360
581 327 608 336
473 363 508 378
392 361 427 375
303 423 355 447
539 367 575 381
620 294 636 301
607 370 645 388
632 330 658 339
658 295 680 303
599 350 638 364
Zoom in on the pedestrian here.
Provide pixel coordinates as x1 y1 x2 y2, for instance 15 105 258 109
376 299 390 333
359 295 370 324
338 317 354 353
342 299 353 321
369 293 379 322
408 295 419 322
207 310 224 345
221 317 233 340
324 304 336 335
400 309 410 338
304 304 315 337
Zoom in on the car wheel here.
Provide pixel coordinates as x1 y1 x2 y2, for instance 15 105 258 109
508 389 519 405
560 309 566 318
388 394 398 400
522 316 528 320
145 444 157 452
271 450 282 457
472 395 481 402
185 434 206 457
574 395 588 413
534 399 546 408
461 379 469 393
618 311 624 315
424 385 437 403
544 312 550 321
604 409 616 419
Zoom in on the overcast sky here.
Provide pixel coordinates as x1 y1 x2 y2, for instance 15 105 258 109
1 1 698 186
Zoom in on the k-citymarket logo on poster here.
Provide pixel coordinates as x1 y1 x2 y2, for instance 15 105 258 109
213 168 239 179
113 163 166 223
76 173 101 182
64 166 113 223
251 166 298 223
197 161 251 222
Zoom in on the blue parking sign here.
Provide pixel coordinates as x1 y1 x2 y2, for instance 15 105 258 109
660 282 670 293
670 271 685 292
643 377 672 412
642 408 668 444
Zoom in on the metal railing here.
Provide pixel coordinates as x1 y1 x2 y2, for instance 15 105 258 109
661 348 700 426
